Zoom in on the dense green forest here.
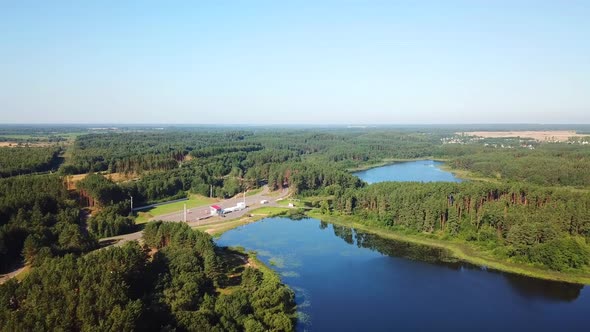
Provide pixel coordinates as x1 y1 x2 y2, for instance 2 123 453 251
60 131 253 174
62 129 445 205
330 182 590 272
446 144 590 187
0 147 62 178
0 175 96 271
0 222 295 331
3 127 590 271
77 174 127 207
87 202 135 238
2 126 590 330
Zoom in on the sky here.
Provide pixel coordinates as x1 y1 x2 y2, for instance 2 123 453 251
1 1 589 124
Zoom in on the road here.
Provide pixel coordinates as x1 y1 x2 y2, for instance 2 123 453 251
1 186 290 285
100 186 290 247
154 186 287 223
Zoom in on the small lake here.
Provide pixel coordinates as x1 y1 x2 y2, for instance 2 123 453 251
217 217 590 332
353 160 462 184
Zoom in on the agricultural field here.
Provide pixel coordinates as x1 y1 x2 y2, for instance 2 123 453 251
461 130 588 142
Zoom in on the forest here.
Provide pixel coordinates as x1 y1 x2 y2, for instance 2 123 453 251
331 182 590 271
2 126 590 330
2 128 590 270
445 144 590 187
0 147 62 178
0 222 295 331
0 174 96 271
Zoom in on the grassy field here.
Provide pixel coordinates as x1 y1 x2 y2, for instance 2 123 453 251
250 206 289 215
276 199 296 207
437 163 500 183
194 218 260 237
0 132 86 140
306 210 590 285
246 187 264 196
135 194 217 224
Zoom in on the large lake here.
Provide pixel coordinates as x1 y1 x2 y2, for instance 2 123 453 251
216 161 589 331
217 217 590 331
353 160 463 184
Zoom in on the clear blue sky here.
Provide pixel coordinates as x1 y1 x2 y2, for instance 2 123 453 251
1 1 589 124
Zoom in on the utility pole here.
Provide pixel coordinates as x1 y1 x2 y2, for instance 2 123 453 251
210 185 213 198
183 203 187 223
130 196 133 214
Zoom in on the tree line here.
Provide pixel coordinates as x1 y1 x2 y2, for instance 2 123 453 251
443 143 590 187
0 222 295 331
0 175 96 272
0 147 62 178
330 181 590 272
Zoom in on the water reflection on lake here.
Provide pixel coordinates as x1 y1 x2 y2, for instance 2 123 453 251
353 160 463 184
217 217 589 332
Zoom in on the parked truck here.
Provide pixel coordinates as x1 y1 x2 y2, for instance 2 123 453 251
223 202 247 214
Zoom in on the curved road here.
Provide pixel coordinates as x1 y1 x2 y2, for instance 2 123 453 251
0 186 290 284
100 186 290 247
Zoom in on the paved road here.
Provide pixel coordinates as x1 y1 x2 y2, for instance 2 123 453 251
100 186 290 247
155 186 288 223
0 186 290 284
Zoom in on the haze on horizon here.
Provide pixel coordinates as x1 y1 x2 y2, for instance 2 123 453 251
1 1 589 125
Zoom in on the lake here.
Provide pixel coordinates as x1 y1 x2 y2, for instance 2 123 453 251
353 160 463 184
217 217 590 331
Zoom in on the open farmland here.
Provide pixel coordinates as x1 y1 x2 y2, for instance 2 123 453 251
460 130 588 142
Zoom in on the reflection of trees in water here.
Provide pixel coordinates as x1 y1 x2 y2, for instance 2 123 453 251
328 223 460 266
501 273 582 302
320 220 583 302
355 231 461 266
332 224 354 245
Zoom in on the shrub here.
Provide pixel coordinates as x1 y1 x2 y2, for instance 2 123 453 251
528 238 590 271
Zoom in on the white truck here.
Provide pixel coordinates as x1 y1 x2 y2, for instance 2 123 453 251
223 202 247 214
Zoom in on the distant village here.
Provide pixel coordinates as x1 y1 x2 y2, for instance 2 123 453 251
441 134 590 149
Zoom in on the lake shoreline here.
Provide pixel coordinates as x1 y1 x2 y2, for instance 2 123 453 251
306 211 590 285
349 158 494 184
193 206 290 237
207 208 590 285
346 157 449 173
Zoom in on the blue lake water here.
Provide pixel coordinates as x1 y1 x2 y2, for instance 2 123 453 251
353 160 463 184
217 217 590 332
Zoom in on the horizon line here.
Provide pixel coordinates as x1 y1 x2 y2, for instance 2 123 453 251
1 123 590 126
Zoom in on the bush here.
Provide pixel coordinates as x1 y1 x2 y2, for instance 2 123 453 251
528 238 590 271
